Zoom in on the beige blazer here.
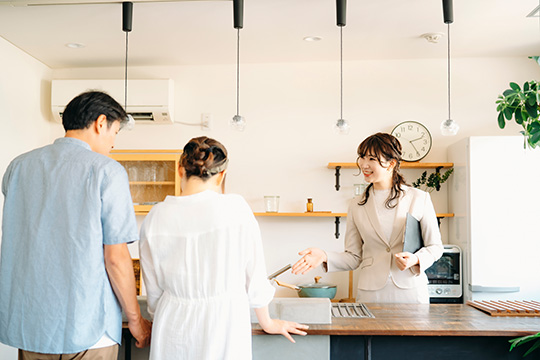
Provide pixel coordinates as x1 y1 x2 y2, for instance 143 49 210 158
326 186 443 291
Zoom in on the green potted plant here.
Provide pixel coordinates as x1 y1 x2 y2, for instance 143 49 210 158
509 332 540 358
412 168 453 193
496 80 540 149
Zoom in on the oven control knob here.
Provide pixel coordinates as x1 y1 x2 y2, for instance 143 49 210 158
436 288 443 295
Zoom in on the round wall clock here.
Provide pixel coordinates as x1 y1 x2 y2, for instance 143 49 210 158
391 121 432 162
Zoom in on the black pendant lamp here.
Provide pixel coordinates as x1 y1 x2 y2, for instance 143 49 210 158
230 0 246 131
333 0 350 135
122 1 135 130
440 0 459 136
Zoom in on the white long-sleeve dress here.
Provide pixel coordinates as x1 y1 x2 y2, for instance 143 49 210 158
139 190 275 360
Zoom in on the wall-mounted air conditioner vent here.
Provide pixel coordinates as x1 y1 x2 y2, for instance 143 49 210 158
51 79 174 124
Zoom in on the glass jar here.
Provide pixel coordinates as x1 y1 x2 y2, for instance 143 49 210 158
306 198 313 212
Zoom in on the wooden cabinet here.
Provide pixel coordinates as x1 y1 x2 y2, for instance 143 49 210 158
110 150 182 215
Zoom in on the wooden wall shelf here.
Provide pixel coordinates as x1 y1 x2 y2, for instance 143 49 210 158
436 213 454 218
327 162 454 191
327 162 454 169
253 212 347 217
254 212 452 218
254 212 347 238
130 181 176 186
254 212 453 238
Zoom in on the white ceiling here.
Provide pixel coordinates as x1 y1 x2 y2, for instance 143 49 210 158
0 0 539 69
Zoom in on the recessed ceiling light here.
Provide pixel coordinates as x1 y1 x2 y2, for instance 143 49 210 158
303 36 323 42
65 42 85 49
420 33 444 44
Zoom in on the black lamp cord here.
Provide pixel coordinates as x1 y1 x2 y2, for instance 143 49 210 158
340 25 343 121
447 23 451 121
236 28 240 117
125 31 129 110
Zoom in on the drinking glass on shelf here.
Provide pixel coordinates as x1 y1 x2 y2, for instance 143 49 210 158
144 162 157 182
156 163 167 182
127 165 138 182
264 196 280 213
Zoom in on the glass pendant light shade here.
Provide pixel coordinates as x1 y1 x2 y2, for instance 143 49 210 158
440 118 459 136
122 114 135 131
334 118 350 135
230 115 246 131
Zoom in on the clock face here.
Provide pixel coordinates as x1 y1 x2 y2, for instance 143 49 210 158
391 121 432 162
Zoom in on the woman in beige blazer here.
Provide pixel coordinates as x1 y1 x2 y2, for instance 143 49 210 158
292 133 443 303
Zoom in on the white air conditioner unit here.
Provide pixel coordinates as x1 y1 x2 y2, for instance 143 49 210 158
51 79 174 124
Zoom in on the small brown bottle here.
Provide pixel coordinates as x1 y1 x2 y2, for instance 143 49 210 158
306 198 313 212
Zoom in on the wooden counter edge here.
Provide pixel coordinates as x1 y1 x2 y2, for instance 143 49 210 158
250 325 539 337
122 322 537 337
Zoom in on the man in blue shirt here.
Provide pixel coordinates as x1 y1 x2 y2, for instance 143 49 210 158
0 91 151 359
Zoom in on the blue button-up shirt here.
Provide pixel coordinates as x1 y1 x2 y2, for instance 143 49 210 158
0 137 138 354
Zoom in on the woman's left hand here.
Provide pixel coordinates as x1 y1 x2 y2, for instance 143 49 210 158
261 319 309 343
394 252 419 271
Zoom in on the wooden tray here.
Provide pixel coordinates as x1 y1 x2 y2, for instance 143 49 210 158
467 300 540 317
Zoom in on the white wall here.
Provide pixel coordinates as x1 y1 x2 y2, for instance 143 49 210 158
2 35 540 358
53 57 540 301
0 36 61 359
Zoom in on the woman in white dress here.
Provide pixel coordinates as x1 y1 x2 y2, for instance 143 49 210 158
139 136 308 360
292 133 443 304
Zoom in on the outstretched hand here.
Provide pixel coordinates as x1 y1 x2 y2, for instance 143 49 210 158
291 248 327 275
261 319 309 343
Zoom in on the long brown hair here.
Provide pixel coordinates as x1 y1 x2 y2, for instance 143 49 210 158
180 136 228 180
356 132 408 208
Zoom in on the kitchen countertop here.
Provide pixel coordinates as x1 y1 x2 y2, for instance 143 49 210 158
121 302 539 360
251 303 540 337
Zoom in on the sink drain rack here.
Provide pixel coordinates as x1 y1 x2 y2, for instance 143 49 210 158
331 303 374 318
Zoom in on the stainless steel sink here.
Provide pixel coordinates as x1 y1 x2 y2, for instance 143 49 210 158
250 297 332 324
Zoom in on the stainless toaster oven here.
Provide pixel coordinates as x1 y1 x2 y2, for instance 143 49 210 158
426 244 463 303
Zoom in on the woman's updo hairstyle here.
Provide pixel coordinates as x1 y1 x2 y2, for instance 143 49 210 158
180 136 228 180
356 132 408 208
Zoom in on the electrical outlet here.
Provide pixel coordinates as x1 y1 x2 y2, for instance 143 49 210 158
201 113 212 130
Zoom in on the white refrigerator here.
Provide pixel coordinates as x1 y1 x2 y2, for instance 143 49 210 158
447 136 540 301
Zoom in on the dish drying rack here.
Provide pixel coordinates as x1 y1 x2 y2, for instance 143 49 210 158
331 303 374 318
467 300 540 317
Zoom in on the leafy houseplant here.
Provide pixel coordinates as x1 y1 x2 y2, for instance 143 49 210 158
412 168 453 193
496 80 540 149
509 332 540 358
